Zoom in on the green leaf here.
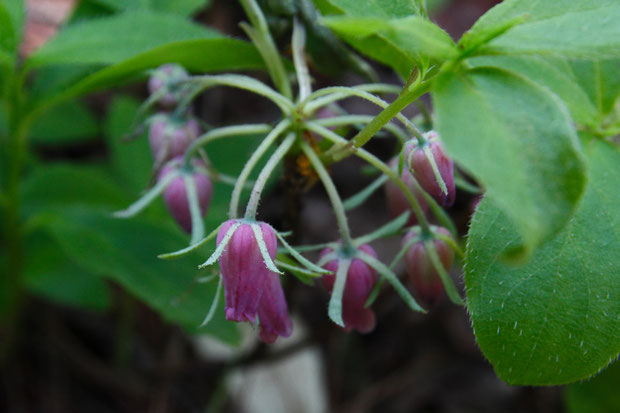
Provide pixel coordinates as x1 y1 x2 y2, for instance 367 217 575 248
19 155 243 344
566 361 620 413
314 0 427 78
324 15 456 61
316 0 421 17
29 100 100 144
29 37 264 114
465 139 620 385
23 234 111 311
104 96 153 191
328 30 414 78
462 1 620 59
27 10 217 68
149 0 211 16
433 68 586 258
28 65 97 102
0 101 7 134
21 163 129 217
466 55 598 126
1 0 24 53
569 59 620 118
41 206 239 343
0 2 17 55
90 0 211 16
69 1 115 22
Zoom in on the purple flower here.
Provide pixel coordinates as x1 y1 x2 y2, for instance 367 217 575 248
404 131 455 207
320 244 378 333
257 270 293 343
217 220 278 323
402 226 454 306
158 157 212 233
384 157 428 225
148 63 189 108
149 113 200 163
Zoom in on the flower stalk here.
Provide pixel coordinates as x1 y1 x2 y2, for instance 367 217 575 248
229 119 291 218
244 133 296 220
239 0 292 99
300 140 354 250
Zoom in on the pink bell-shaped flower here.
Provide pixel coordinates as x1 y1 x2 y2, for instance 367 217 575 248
402 226 454 306
384 157 429 225
404 131 455 207
320 244 378 333
149 113 200 163
217 220 279 323
257 271 293 343
148 63 189 108
158 157 212 233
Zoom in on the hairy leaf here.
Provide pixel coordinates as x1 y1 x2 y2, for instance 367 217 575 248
462 1 620 59
569 59 620 117
466 55 598 126
433 68 586 258
323 15 457 62
316 0 443 77
466 139 620 385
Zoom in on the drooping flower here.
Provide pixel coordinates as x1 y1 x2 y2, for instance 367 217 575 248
158 157 212 233
216 220 278 323
320 244 378 333
402 226 454 306
404 131 455 207
148 113 200 163
257 270 293 343
148 63 190 108
384 157 429 225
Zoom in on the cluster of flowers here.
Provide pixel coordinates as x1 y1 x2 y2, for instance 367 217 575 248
148 64 213 234
118 62 460 344
385 131 456 305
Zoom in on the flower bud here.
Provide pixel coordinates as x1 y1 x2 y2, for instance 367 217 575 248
320 244 378 333
148 63 189 108
217 220 279 323
149 113 200 163
257 270 293 343
384 158 428 225
402 227 454 306
404 131 455 207
158 157 212 233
